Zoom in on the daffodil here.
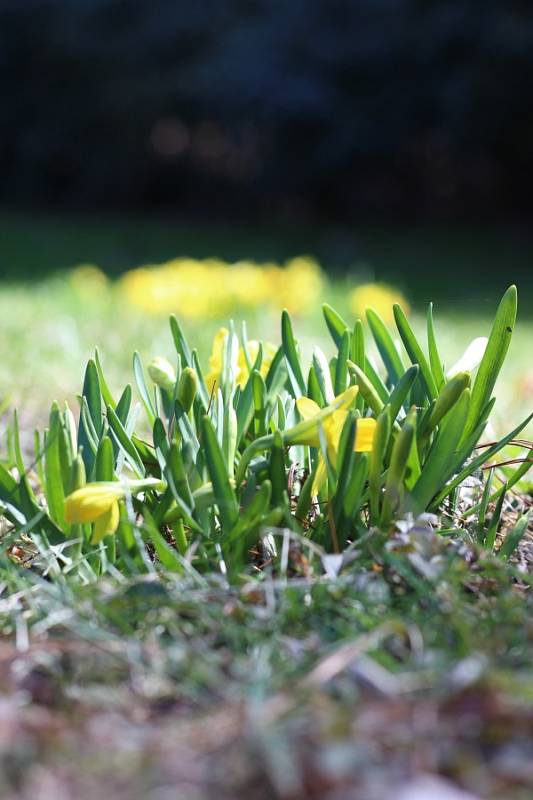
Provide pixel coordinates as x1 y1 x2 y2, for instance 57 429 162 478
349 282 410 324
64 482 124 544
293 386 376 494
205 328 276 393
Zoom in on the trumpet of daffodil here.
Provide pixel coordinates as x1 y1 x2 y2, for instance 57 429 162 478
205 328 277 393
293 386 376 494
64 482 124 544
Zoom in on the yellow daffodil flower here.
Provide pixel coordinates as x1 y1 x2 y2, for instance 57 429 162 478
65 482 124 544
117 256 323 318
293 386 376 494
205 328 276 393
349 282 410 324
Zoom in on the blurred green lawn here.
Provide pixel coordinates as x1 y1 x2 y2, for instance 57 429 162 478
0 213 531 435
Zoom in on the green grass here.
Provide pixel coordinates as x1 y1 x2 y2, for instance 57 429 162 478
0 218 532 799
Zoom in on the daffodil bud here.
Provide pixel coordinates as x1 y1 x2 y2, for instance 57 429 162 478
177 367 198 413
148 357 176 393
428 371 471 432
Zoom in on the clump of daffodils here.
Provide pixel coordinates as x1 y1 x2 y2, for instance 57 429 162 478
118 255 323 318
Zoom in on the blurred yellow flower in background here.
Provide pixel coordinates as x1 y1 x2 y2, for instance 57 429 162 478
349 282 409 323
70 264 109 297
116 255 323 318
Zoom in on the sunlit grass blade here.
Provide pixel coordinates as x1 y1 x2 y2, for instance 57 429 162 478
348 361 385 416
464 285 517 438
334 330 350 396
106 405 146 477
94 347 116 409
323 303 349 348
282 309 306 398
410 389 470 512
393 304 437 402
115 384 132 427
427 303 446 392
201 415 239 535
366 307 404 385
43 403 66 528
387 365 418 423
133 351 156 426
170 313 192 367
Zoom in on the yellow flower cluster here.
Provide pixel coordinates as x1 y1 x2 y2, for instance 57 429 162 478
117 255 323 318
349 282 410 323
69 264 109 297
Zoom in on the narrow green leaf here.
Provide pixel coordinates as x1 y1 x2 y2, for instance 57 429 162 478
499 510 531 560
363 357 389 403
115 384 132 426
201 415 240 534
369 409 391 525
464 285 517 437
393 304 437 401
307 365 324 406
313 347 335 405
270 430 287 507
281 309 306 398
366 308 404 385
44 403 65 527
485 487 507 550
323 303 349 348
380 407 416 527
388 365 418 423
348 361 385 416
95 436 115 481
94 348 116 409
411 389 470 512
170 314 192 367
133 351 156 426
427 303 446 391
252 369 268 438
107 405 145 477
334 330 350 396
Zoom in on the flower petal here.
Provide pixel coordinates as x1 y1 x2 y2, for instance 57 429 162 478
91 501 120 545
311 456 328 496
64 484 124 524
355 418 377 452
296 396 321 420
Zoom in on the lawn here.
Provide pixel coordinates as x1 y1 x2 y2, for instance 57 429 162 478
0 215 532 800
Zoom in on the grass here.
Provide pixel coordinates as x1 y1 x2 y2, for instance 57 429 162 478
0 216 532 799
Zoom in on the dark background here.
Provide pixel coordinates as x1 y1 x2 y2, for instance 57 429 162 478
1 0 532 295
